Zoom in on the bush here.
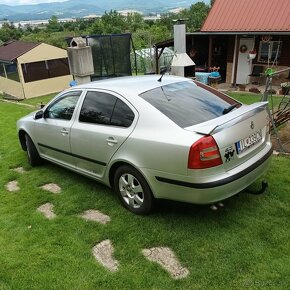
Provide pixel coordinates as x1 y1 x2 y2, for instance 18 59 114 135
267 88 277 95
249 87 261 94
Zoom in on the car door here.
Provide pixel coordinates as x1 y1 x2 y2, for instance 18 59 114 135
70 90 137 179
34 90 82 167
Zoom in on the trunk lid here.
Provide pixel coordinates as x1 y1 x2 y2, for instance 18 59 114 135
185 102 270 171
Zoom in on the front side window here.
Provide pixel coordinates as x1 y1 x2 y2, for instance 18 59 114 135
79 91 134 127
45 91 81 120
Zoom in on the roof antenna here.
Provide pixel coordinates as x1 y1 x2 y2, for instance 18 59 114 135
158 73 165 82
158 65 170 82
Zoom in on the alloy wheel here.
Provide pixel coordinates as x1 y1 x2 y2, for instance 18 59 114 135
119 173 144 209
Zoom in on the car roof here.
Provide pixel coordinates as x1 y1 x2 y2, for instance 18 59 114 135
71 75 195 96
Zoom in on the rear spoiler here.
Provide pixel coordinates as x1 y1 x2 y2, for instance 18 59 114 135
185 102 268 135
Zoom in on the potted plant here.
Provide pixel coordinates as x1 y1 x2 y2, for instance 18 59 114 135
248 49 257 60
280 82 290 95
238 84 246 91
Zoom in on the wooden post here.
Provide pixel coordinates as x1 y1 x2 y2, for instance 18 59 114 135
232 35 240 87
155 46 159 74
3 63 7 78
208 35 213 68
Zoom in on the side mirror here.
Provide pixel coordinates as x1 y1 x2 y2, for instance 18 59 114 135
34 110 44 120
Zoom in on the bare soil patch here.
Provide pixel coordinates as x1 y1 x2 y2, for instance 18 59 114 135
271 121 290 153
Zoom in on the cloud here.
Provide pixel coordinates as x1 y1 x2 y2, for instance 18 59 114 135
0 0 67 5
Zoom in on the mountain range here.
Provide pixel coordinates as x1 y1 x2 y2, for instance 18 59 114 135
0 0 210 21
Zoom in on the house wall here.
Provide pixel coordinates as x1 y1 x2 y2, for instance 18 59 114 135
0 76 24 99
225 35 290 84
17 43 68 63
17 43 72 99
21 75 72 99
279 36 290 66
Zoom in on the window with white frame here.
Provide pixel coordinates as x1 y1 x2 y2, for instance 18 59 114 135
258 41 282 63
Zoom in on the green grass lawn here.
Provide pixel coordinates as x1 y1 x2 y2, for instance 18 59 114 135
227 92 283 108
0 94 290 290
21 93 57 107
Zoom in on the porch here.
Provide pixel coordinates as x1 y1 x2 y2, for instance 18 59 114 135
154 33 290 87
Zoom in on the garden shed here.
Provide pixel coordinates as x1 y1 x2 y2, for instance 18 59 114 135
0 40 72 99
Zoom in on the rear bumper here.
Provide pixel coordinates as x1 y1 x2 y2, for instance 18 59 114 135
145 146 273 204
156 146 273 189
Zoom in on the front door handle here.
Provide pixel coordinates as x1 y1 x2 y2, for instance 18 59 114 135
61 128 69 136
106 137 118 146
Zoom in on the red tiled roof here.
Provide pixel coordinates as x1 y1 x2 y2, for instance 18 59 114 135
201 0 290 32
0 40 40 62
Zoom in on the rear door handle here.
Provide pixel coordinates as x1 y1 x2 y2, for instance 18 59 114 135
106 137 118 145
61 128 69 136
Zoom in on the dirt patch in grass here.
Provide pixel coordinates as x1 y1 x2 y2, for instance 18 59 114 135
41 183 61 194
92 240 119 272
271 121 290 153
81 209 111 224
37 203 56 220
142 247 189 279
6 180 20 192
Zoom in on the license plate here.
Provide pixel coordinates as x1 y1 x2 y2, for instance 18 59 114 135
236 130 262 154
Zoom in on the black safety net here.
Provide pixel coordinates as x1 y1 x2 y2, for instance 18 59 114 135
86 34 132 80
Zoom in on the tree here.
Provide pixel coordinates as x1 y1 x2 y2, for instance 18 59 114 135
1 3 210 50
0 22 21 42
179 2 210 32
47 15 63 32
125 13 147 32
101 10 126 34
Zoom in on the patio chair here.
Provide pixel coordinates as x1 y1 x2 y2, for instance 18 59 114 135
248 65 264 85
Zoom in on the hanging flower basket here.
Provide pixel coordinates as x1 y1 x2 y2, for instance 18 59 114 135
248 49 257 60
248 53 256 60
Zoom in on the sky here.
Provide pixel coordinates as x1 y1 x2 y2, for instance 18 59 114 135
0 0 67 4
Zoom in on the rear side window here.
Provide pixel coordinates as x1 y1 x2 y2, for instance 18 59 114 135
79 91 116 125
79 91 134 127
139 81 239 128
111 99 135 127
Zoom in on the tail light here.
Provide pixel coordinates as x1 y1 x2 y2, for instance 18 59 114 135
188 135 223 169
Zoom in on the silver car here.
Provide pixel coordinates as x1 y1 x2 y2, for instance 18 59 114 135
17 75 272 214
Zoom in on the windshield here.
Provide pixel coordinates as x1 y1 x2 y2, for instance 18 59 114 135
140 81 239 128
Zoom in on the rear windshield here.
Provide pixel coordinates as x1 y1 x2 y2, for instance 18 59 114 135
139 81 238 128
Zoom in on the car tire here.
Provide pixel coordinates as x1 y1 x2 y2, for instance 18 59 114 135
114 165 154 215
25 134 42 166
